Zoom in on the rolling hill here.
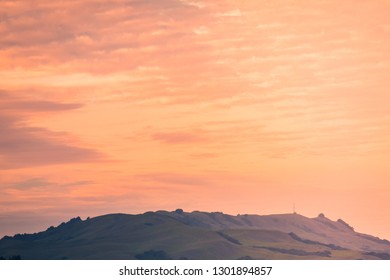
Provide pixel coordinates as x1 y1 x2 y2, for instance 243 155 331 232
1 210 390 260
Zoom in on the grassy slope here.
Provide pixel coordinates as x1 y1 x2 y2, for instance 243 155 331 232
165 211 390 253
0 212 384 260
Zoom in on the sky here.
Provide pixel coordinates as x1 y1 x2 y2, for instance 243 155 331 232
1 0 390 239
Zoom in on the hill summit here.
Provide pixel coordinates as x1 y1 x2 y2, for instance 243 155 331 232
1 210 389 260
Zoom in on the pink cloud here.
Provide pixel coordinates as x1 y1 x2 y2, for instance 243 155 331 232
0 93 101 169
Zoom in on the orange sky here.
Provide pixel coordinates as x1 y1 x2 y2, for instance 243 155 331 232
1 0 390 240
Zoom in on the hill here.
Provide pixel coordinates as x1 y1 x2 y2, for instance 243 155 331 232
1 210 389 260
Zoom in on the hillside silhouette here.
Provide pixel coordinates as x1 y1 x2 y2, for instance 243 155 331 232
1 210 389 260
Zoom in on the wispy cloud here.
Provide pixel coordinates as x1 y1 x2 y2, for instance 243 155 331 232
0 100 83 112
0 93 101 169
137 173 210 186
5 178 94 190
0 122 100 169
151 131 207 144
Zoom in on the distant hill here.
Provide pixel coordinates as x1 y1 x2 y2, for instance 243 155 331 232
1 210 390 260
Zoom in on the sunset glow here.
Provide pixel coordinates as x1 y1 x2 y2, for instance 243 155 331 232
1 0 390 239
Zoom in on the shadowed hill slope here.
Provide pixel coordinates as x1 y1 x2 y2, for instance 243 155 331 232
1 210 389 260
163 210 390 253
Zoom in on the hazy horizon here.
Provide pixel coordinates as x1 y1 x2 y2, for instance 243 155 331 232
1 0 390 240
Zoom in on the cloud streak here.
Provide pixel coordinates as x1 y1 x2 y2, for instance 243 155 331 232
0 100 83 112
137 172 210 186
0 118 100 169
151 131 207 144
0 93 101 169
4 178 94 190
